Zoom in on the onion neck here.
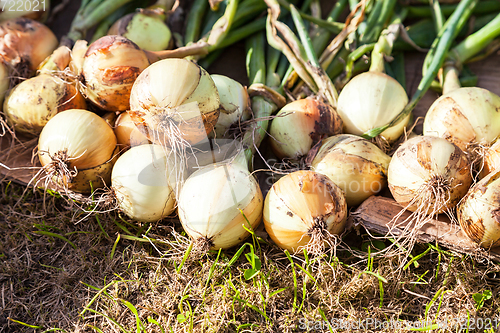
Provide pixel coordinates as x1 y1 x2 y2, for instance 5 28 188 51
441 63 461 94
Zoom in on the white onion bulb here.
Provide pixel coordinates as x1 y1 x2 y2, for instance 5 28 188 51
263 170 347 254
336 72 410 144
269 98 343 160
311 134 391 206
177 151 262 250
112 144 178 222
38 109 117 193
210 74 251 139
423 87 500 161
129 58 220 147
458 169 500 248
388 136 472 215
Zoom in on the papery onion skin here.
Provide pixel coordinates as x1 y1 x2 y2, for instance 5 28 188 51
178 154 262 250
311 134 391 207
38 109 117 193
458 169 500 248
114 111 150 149
423 87 500 154
4 74 86 135
112 144 176 222
0 17 57 72
129 58 221 146
210 74 251 139
82 35 150 112
269 99 343 160
388 136 472 214
108 10 171 52
263 170 347 253
336 72 410 144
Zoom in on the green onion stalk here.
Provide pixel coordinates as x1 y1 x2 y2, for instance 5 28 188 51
364 0 478 139
422 11 500 165
61 0 137 47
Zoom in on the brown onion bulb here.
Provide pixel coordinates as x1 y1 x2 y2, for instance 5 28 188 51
82 35 150 112
269 99 343 161
263 170 347 254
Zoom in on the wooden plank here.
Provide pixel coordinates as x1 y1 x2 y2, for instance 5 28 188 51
351 196 500 262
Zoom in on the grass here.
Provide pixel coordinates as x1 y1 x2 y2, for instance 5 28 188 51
1 180 500 332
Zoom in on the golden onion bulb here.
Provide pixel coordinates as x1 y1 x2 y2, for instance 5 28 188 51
423 87 500 158
0 17 57 74
388 136 472 215
177 151 262 250
38 109 118 193
129 58 221 147
112 144 178 222
311 134 391 206
269 99 343 161
82 35 150 112
263 170 347 254
114 111 150 149
458 169 500 248
210 74 251 139
4 74 86 135
108 10 171 52
336 72 410 144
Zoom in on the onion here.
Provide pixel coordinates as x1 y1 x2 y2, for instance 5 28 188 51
263 170 347 254
129 58 220 147
177 149 262 250
108 9 171 52
38 109 117 193
0 17 57 78
457 169 500 248
423 87 500 163
112 144 178 222
114 111 150 149
0 0 50 22
210 74 251 139
0 60 8 105
336 72 410 145
481 140 500 179
311 134 391 206
269 98 343 161
82 35 150 112
3 74 86 135
388 136 472 216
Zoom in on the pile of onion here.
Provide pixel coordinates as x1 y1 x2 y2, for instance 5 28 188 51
269 98 343 161
388 136 472 217
37 109 118 193
112 144 179 222
311 134 391 206
263 170 347 254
